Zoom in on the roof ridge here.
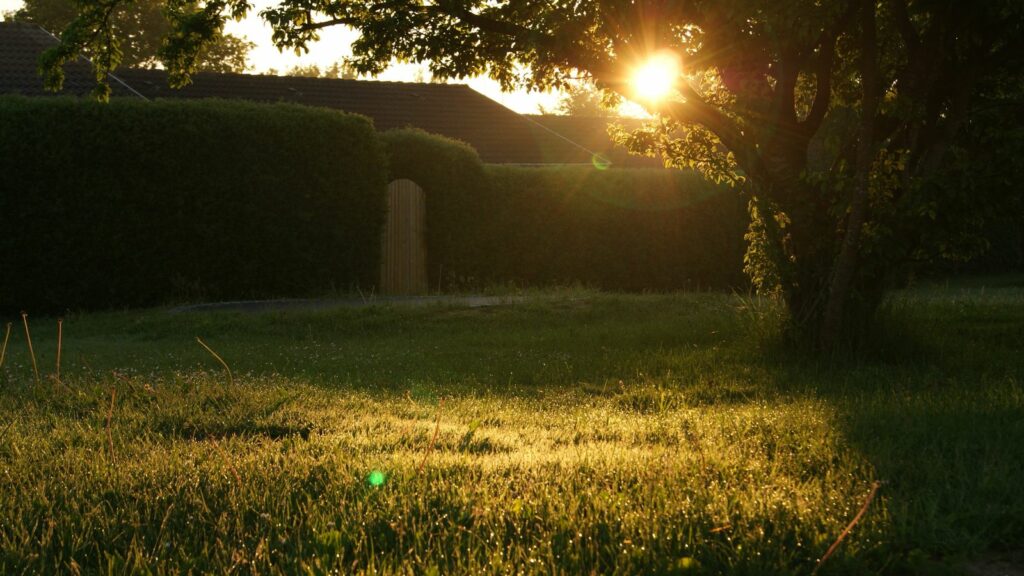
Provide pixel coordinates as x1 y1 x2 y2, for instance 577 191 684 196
1 23 604 164
119 67 474 90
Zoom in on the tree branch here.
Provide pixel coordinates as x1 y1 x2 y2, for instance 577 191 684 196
654 84 766 183
821 0 879 349
300 3 550 45
801 1 859 134
889 0 919 55
776 50 800 128
298 17 352 31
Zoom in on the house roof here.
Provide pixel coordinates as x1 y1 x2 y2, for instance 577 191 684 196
0 21 141 98
114 68 601 164
524 115 664 169
1 21 661 166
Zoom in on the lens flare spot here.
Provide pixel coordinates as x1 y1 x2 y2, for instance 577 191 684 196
592 154 611 170
367 470 386 487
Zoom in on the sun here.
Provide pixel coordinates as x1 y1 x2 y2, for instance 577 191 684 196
630 51 681 102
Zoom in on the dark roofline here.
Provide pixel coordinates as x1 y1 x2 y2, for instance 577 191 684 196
1 21 149 100
1 21 608 164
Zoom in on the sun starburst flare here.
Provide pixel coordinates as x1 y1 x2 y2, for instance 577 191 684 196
630 51 681 103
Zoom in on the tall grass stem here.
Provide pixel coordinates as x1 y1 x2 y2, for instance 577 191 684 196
196 337 234 386
0 418 15 444
21 313 40 385
55 319 63 384
418 398 444 475
106 387 117 466
0 322 11 370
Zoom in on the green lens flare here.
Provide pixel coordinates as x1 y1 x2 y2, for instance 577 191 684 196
367 470 386 487
591 154 611 170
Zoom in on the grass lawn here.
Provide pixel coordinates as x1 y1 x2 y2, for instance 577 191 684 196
1 279 1022 574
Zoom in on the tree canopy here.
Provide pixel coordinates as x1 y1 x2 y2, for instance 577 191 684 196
42 0 1024 349
541 82 619 117
278 62 358 79
15 0 252 74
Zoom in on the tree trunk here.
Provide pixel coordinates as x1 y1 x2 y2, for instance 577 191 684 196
820 0 879 351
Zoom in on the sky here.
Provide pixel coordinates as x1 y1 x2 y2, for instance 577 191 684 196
0 0 565 114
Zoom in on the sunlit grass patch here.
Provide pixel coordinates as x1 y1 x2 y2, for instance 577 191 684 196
0 281 1022 573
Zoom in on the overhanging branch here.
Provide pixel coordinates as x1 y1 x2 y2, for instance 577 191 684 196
658 85 766 183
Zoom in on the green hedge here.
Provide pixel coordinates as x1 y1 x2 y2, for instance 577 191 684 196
0 97 386 313
380 128 490 285
383 129 748 291
476 166 748 290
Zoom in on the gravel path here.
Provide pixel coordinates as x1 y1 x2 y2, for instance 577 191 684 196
168 295 522 313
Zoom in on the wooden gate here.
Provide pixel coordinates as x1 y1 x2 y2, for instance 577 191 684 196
380 179 428 294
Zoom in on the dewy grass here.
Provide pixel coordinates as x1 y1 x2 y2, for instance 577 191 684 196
0 280 1021 574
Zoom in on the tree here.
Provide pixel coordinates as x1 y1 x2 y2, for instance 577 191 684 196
551 83 618 117
42 0 1024 349
16 0 252 78
282 62 359 79
940 65 1024 274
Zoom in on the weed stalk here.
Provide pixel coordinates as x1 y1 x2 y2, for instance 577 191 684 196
417 398 444 475
0 417 15 444
196 337 234 386
106 386 117 466
812 481 883 575
55 318 63 384
0 319 11 368
21 313 40 385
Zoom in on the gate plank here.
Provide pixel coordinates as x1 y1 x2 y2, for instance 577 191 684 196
380 179 428 294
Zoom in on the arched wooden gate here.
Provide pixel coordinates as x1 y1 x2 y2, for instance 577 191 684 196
380 179 428 294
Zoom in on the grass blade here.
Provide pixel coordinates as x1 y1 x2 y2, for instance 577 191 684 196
211 437 242 485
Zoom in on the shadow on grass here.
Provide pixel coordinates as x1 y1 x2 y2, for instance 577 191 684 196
748 296 1024 573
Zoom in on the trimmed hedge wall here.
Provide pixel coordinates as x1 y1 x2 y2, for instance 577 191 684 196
0 97 386 313
380 128 490 285
478 166 748 290
383 128 748 291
